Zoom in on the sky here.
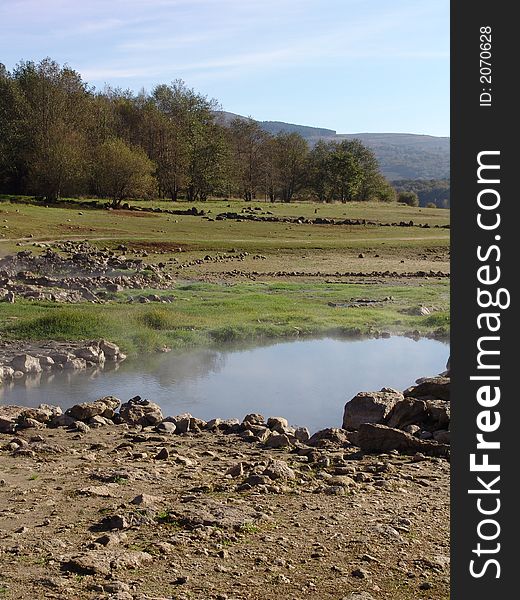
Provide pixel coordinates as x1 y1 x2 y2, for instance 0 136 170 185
0 0 449 136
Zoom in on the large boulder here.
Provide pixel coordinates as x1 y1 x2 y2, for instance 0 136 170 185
404 377 450 401
66 396 120 422
357 423 449 457
10 354 42 374
342 390 403 430
99 339 121 360
0 366 15 381
73 345 105 364
119 396 163 426
425 399 451 430
307 427 350 447
386 398 428 429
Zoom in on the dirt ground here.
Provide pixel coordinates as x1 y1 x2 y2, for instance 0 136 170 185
0 424 449 600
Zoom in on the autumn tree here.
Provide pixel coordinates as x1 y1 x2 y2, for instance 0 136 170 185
93 138 156 207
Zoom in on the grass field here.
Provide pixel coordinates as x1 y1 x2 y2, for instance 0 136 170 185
0 196 450 354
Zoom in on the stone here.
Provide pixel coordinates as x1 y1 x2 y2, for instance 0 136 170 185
242 413 265 426
99 339 120 358
0 366 15 380
404 377 450 401
433 430 450 444
264 433 291 449
357 423 450 457
63 357 87 370
343 390 403 430
119 396 163 426
37 356 55 367
307 428 349 447
155 447 169 460
341 593 376 600
386 398 428 429
263 459 296 481
92 514 129 532
267 416 289 432
66 396 120 421
226 463 244 477
426 400 450 430
130 493 163 507
10 354 42 374
294 426 310 442
155 421 177 434
0 417 16 434
73 345 105 364
49 414 76 428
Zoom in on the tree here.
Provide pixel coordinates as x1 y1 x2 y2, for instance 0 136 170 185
398 191 420 206
229 117 268 201
274 132 308 202
307 140 334 202
93 138 156 207
328 142 363 202
7 59 91 200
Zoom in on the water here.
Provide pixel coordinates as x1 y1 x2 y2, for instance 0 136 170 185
1 336 449 432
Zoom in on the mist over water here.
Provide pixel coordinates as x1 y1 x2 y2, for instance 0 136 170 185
1 337 449 431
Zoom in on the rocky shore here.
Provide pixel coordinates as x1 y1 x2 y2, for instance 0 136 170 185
0 373 450 599
0 339 127 384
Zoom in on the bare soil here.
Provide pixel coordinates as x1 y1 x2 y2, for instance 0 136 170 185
0 424 449 600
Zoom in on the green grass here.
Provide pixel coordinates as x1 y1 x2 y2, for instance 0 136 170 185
0 195 449 354
0 280 449 355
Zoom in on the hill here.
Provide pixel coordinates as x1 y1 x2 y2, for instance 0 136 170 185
216 111 450 181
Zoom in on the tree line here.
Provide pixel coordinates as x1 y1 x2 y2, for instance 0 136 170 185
0 59 397 207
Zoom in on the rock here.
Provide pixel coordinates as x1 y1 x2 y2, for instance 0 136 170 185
130 493 163 507
0 417 16 433
263 459 296 481
226 463 244 477
10 354 42 374
307 428 349 447
404 424 421 435
426 399 450 430
404 377 450 401
37 355 55 368
155 447 169 460
63 357 87 370
92 514 129 532
49 352 76 365
341 593 376 600
155 421 177 434
386 398 428 429
242 413 265 427
294 426 310 442
79 485 117 498
73 345 105 364
267 416 289 432
119 396 163 426
66 396 120 421
61 552 111 576
0 366 15 380
343 390 403 430
357 423 450 457
99 339 120 359
433 430 450 444
89 415 113 427
264 433 291 449
352 567 370 579
49 414 77 428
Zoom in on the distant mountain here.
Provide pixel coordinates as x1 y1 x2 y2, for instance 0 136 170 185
216 111 450 181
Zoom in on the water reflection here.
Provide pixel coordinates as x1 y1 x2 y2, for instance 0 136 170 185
1 337 449 431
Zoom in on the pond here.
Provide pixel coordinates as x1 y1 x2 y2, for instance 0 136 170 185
1 336 449 432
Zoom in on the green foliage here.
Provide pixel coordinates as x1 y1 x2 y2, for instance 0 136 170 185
8 309 106 339
394 179 450 208
398 191 420 207
94 138 156 206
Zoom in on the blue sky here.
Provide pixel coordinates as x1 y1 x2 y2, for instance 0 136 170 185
0 0 449 136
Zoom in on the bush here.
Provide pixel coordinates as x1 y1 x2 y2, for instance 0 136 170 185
398 191 419 207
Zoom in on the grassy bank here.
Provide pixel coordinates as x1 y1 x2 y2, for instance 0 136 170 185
0 281 449 356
